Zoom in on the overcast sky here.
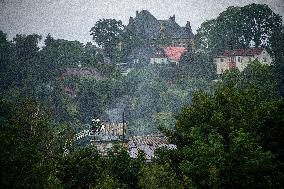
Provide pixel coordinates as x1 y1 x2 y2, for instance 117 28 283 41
0 0 283 44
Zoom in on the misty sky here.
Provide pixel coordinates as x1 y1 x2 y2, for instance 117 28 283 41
1 0 283 44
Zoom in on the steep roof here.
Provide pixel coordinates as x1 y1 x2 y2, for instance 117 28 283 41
132 10 160 39
128 10 193 40
223 48 264 57
158 20 193 39
163 47 187 62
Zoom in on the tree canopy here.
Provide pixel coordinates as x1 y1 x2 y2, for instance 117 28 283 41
195 4 282 56
90 19 124 61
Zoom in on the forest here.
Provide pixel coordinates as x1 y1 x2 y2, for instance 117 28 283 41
1 3 284 189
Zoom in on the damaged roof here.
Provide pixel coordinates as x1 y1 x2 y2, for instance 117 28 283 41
128 135 176 161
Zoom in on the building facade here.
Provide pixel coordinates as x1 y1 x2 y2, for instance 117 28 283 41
214 48 272 75
122 10 192 67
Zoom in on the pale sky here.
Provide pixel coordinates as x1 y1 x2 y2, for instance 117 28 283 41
0 0 283 44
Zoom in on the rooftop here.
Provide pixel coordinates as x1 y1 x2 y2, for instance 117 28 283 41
223 48 264 57
127 10 193 40
163 47 187 62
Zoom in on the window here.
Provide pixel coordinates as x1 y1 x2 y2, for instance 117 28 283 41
220 58 224 62
238 57 241 62
263 57 267 62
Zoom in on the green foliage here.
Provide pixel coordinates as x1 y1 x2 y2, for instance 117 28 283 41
139 164 184 189
0 33 42 96
77 77 126 122
56 147 102 189
0 98 61 188
271 26 284 97
40 35 85 81
159 83 284 188
57 144 145 189
153 112 176 130
221 59 280 101
178 46 215 81
90 19 124 61
195 4 282 56
1 3 283 188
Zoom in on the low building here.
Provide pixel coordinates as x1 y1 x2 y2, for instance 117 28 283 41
150 47 168 64
128 135 176 161
91 135 176 161
214 48 272 74
127 45 186 67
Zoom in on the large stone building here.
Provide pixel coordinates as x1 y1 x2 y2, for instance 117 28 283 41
126 10 194 48
121 10 193 68
214 48 272 75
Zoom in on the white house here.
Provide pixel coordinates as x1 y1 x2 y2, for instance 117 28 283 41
150 47 168 64
214 48 272 75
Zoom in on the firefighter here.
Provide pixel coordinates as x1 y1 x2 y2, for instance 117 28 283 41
91 118 101 133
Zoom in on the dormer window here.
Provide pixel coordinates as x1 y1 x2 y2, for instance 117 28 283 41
263 57 267 62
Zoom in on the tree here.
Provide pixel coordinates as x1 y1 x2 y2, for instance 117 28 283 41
239 59 280 100
158 66 284 188
138 164 184 189
0 98 60 188
56 144 145 189
195 4 282 56
271 26 284 97
90 19 124 61
0 31 13 91
194 19 217 53
40 34 85 82
0 33 42 95
56 147 102 189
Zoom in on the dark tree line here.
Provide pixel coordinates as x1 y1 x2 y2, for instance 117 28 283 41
0 3 283 189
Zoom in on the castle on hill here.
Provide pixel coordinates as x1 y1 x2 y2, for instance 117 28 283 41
125 10 194 48
117 10 194 71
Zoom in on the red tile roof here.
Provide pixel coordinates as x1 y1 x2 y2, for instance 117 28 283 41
223 48 264 57
163 47 187 62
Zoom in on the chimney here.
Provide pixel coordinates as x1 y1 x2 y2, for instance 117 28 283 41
129 16 134 24
186 21 191 28
170 15 175 22
136 10 139 16
186 21 192 32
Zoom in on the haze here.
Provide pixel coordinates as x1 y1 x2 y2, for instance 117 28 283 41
1 0 283 44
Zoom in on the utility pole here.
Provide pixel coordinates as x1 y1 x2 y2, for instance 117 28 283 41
122 111 125 141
